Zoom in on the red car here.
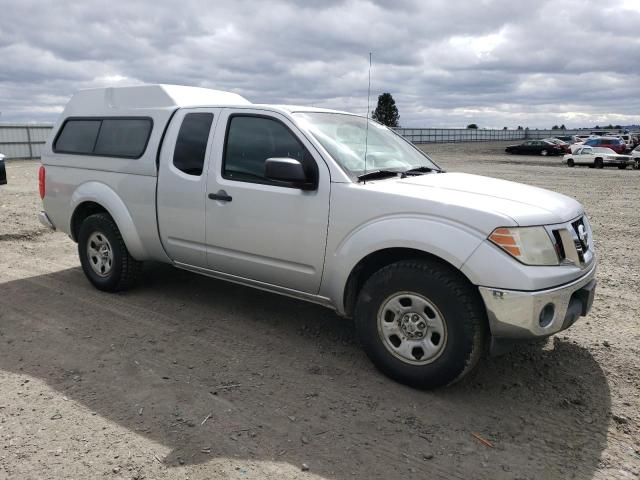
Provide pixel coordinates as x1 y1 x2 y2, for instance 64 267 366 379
584 137 627 154
543 138 571 153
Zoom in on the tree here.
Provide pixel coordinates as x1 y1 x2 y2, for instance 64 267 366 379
614 124 622 130
551 125 559 130
517 126 524 130
466 123 478 129
560 124 566 130
371 93 400 127
503 126 507 130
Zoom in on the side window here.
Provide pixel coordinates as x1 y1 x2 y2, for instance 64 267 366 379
54 117 152 158
54 120 101 154
173 113 214 176
94 119 152 157
223 115 313 185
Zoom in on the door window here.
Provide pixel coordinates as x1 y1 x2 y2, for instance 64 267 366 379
173 113 214 176
223 115 314 186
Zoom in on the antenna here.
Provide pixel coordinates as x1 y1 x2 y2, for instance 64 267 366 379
363 52 372 182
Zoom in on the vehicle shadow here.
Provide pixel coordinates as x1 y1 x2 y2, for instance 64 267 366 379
0 263 610 479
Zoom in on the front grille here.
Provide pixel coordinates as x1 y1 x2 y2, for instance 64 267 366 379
571 217 589 253
550 216 593 268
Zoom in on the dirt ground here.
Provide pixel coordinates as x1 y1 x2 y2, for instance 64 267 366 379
0 141 638 480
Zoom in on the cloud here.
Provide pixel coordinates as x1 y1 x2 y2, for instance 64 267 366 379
0 0 639 127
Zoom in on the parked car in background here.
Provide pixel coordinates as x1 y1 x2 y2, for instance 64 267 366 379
570 143 584 153
505 140 565 156
0 153 6 185
543 138 571 153
584 137 627 154
619 134 636 149
554 135 580 144
631 145 640 169
574 135 593 145
563 146 633 169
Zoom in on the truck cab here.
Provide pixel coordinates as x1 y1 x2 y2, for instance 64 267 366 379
39 85 597 389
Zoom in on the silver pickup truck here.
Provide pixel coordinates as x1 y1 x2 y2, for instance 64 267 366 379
39 85 596 389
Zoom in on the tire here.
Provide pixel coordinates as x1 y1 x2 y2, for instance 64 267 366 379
567 158 575 167
594 158 604 169
634 161 640 170
540 149 548 156
78 213 142 292
354 259 486 389
617 164 627 170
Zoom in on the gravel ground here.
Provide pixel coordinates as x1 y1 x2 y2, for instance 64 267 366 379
0 141 638 480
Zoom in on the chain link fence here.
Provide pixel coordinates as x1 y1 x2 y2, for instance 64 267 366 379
393 128 588 144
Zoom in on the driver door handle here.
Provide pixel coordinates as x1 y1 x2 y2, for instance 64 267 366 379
208 191 232 202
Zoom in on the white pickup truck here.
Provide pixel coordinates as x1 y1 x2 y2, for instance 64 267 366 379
39 85 597 388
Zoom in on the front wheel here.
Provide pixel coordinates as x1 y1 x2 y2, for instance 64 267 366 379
354 260 486 389
594 158 604 169
78 213 142 292
567 158 575 167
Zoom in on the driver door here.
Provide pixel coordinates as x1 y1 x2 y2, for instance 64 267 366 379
204 109 330 294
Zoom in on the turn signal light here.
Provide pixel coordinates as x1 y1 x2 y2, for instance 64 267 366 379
489 228 521 257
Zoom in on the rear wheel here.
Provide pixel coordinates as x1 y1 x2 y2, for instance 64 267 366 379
354 259 486 389
78 213 142 292
594 158 604 169
567 158 575 167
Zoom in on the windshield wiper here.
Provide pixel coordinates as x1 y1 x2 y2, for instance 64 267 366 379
357 170 400 182
401 166 443 176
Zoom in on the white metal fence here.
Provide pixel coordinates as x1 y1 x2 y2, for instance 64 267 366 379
0 123 607 160
0 124 54 160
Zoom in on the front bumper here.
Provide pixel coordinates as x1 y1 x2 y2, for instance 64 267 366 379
479 263 596 341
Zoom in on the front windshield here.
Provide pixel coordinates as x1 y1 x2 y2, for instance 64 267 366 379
293 112 440 177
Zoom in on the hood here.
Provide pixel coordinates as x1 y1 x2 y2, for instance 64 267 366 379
365 172 583 228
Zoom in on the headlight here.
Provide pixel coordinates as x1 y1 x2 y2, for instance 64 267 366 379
489 227 559 266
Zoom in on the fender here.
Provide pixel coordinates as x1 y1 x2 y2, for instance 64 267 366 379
320 215 486 315
70 181 150 260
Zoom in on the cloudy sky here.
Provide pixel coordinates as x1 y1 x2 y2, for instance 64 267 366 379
1 0 639 128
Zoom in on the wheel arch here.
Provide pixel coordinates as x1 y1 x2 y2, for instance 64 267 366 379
69 182 149 260
323 216 487 317
342 247 481 319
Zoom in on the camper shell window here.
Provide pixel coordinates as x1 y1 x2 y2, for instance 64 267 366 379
54 117 153 159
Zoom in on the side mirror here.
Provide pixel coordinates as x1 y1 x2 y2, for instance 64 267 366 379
265 158 315 190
